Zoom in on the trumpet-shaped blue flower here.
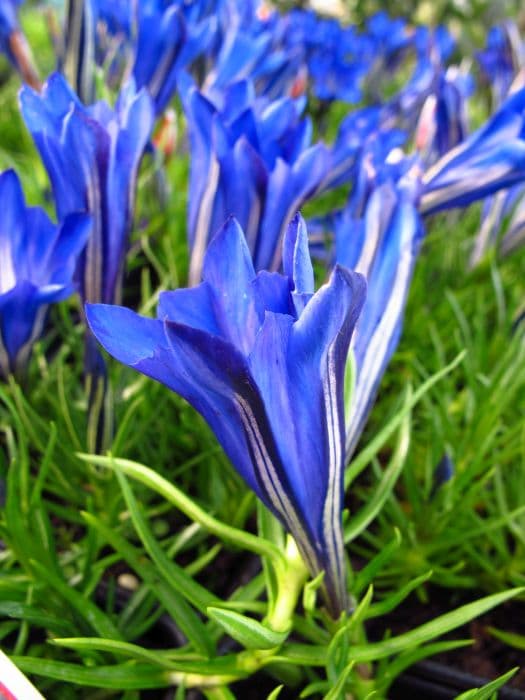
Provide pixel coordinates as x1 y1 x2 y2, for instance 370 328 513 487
182 79 330 283
420 87 525 215
0 169 90 379
87 215 366 616
20 73 154 310
334 175 423 459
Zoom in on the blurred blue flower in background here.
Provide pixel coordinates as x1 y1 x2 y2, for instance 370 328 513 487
342 178 423 459
182 78 330 283
20 71 153 400
20 72 154 310
0 169 90 379
420 87 525 215
477 23 524 108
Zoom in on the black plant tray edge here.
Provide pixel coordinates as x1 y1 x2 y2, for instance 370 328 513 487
391 660 525 699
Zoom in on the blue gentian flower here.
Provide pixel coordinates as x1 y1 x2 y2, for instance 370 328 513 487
90 0 216 113
91 0 133 38
366 12 409 56
322 106 404 192
86 215 366 616
131 1 189 114
477 23 524 107
19 72 154 310
334 176 423 459
0 169 90 379
202 10 301 103
415 66 472 164
420 87 525 216
182 79 329 283
20 73 153 388
283 9 368 103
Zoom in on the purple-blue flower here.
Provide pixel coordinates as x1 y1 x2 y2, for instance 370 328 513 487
477 23 524 108
342 179 423 459
19 73 154 310
0 169 90 379
420 87 525 215
414 66 472 165
183 79 329 283
131 1 200 115
86 215 366 616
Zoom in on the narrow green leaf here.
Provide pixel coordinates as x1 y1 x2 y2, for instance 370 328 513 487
12 657 171 690
272 643 326 667
0 602 75 637
207 607 287 650
15 652 246 684
77 453 284 566
266 685 284 700
454 668 518 700
345 351 465 488
347 585 375 635
345 588 524 662
486 627 525 650
49 637 197 669
30 422 57 508
376 639 473 694
352 530 402 597
28 560 122 640
366 572 433 619
300 681 329 698
82 510 217 614
302 571 325 615
324 662 355 700
113 465 215 656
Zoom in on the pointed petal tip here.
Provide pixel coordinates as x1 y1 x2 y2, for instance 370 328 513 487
332 264 367 299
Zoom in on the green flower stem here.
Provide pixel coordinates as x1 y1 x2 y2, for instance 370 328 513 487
267 536 309 633
77 453 285 567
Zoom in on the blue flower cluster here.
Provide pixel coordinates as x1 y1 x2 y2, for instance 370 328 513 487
3 1 525 615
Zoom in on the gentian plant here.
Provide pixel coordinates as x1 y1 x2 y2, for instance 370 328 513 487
1 3 525 699
19 73 153 320
87 215 366 617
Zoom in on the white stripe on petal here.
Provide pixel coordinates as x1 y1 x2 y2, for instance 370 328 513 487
235 393 318 573
322 342 348 609
189 157 220 286
346 214 416 459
